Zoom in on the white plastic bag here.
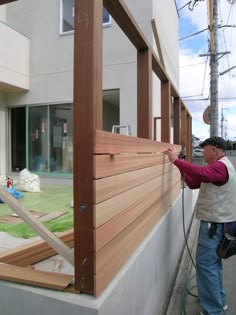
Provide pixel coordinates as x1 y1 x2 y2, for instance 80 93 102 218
15 168 41 192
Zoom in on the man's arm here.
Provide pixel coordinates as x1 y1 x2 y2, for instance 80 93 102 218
163 148 228 188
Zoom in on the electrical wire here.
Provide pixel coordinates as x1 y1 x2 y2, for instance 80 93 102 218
181 175 197 269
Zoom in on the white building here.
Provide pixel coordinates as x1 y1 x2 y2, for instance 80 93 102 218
0 0 179 180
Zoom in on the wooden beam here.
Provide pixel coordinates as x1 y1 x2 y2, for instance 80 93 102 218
0 0 17 5
186 114 192 162
181 104 187 148
161 81 171 143
0 186 74 266
73 0 103 294
151 19 165 69
137 48 152 139
173 97 181 144
103 0 148 50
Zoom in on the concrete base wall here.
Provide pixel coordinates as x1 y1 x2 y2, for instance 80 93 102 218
0 189 194 315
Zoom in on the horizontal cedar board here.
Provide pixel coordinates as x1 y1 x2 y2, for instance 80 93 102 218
94 168 179 228
95 130 181 154
0 229 74 267
94 152 170 179
0 263 73 290
95 173 180 251
94 182 180 296
94 162 174 204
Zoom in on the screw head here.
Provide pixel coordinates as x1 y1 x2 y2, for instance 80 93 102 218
79 204 86 212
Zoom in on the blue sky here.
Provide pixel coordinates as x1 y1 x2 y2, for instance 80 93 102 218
176 0 236 141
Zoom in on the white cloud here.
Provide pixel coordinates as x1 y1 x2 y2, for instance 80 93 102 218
177 0 236 140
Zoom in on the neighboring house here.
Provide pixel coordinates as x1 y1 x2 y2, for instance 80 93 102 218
0 1 195 315
0 0 179 180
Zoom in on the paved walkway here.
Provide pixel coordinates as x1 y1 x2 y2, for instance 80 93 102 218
167 216 236 315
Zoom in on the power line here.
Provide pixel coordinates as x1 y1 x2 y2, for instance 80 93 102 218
179 28 208 41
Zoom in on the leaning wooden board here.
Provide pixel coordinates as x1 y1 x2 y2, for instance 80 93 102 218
0 229 74 267
0 185 74 266
0 263 73 290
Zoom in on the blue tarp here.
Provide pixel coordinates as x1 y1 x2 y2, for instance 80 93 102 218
0 187 24 203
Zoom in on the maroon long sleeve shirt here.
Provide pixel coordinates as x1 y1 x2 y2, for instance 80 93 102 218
174 159 228 189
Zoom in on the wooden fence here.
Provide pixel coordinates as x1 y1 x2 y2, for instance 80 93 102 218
73 0 191 296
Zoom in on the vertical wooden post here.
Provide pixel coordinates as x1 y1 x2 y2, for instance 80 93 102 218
186 114 192 161
161 81 171 143
173 97 180 144
181 104 187 150
73 0 103 294
137 48 152 139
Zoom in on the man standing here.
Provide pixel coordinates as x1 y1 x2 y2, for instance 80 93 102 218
164 136 236 315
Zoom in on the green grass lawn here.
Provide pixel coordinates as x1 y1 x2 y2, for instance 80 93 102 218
0 185 74 238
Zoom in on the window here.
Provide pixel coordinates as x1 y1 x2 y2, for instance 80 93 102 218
60 0 111 34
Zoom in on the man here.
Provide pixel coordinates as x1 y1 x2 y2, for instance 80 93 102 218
164 136 236 315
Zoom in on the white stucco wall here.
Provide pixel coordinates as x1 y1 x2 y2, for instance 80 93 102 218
0 5 6 22
152 0 179 88
0 21 30 91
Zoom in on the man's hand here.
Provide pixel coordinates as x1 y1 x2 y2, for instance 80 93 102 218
163 148 179 163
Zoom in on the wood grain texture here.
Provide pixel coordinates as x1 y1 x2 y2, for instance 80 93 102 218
95 130 181 155
73 0 103 293
94 152 169 179
137 48 152 139
94 182 180 295
0 263 73 290
0 230 74 267
94 168 179 228
94 162 174 203
95 171 180 251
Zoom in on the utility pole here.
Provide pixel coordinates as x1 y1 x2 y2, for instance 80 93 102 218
209 0 219 136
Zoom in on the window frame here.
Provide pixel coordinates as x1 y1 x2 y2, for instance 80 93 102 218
59 0 111 35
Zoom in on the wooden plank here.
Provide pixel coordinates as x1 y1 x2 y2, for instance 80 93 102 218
151 19 165 69
95 130 181 155
95 172 180 251
94 162 173 203
73 0 103 293
94 168 179 228
39 211 68 222
94 182 180 296
94 152 170 179
0 229 74 267
0 210 45 224
161 80 171 143
137 48 152 139
0 263 73 290
0 186 74 266
0 211 67 224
